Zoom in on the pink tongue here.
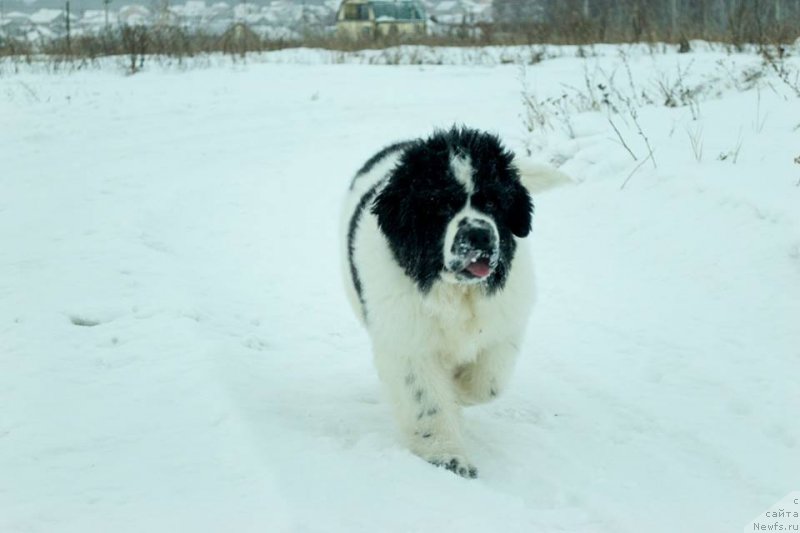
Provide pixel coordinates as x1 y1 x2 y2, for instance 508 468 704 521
466 260 492 278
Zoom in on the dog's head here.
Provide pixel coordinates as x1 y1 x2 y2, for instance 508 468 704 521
371 127 533 293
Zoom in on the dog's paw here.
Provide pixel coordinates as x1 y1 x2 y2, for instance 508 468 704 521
428 455 478 479
453 364 501 406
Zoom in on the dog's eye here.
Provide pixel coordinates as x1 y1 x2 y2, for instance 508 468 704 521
479 197 498 211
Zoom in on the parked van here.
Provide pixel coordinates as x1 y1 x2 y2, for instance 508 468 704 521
336 0 426 39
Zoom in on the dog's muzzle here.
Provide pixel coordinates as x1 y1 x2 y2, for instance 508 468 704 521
447 219 499 280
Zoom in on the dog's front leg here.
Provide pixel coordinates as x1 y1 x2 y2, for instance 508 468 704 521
374 346 478 478
454 342 519 406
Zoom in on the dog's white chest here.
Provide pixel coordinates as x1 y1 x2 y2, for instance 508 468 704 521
423 284 488 366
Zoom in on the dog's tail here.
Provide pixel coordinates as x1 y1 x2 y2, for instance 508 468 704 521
515 159 574 194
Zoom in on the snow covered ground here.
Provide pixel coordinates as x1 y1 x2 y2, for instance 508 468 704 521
1 46 798 532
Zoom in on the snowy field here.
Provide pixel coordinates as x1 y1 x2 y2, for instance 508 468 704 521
1 45 799 532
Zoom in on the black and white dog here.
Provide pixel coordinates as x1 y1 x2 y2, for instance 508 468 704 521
341 127 537 478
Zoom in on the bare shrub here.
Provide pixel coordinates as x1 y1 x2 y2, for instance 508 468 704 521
759 45 800 98
121 25 149 74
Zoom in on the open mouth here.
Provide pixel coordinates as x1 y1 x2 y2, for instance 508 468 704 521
461 252 494 279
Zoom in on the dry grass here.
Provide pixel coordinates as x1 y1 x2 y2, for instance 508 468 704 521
1 1 799 73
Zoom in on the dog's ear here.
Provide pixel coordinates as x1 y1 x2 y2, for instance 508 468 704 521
508 181 533 238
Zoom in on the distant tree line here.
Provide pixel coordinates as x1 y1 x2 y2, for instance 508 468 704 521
3 0 799 60
492 0 800 45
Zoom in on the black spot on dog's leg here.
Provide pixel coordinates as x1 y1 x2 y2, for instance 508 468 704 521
414 389 424 403
489 388 497 398
404 373 416 386
416 406 439 420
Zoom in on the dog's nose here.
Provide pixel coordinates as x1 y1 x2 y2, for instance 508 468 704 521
463 226 493 251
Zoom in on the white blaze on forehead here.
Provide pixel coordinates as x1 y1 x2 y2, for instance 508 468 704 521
450 152 474 194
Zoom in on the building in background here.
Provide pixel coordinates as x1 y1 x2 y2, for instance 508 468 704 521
336 0 425 39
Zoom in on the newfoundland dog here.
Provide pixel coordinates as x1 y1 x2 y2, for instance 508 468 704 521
341 126 539 478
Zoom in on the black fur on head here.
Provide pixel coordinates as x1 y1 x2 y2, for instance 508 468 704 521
370 126 533 294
